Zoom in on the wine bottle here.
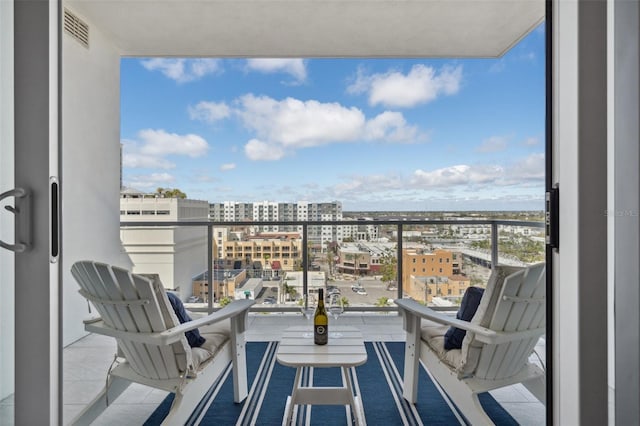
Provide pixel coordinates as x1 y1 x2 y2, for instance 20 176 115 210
314 288 328 345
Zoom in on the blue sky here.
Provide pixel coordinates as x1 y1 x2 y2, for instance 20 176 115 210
121 24 545 211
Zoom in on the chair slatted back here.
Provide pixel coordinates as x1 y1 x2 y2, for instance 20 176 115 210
71 261 190 380
473 263 545 380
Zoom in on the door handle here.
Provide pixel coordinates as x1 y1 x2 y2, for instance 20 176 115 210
0 187 31 253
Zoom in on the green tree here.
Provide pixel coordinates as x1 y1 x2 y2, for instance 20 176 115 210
155 187 187 198
352 253 361 276
375 297 389 307
219 296 232 307
380 250 397 285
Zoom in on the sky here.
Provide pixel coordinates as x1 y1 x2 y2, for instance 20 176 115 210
120 24 545 212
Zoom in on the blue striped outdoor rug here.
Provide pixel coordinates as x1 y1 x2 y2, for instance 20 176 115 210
145 341 518 425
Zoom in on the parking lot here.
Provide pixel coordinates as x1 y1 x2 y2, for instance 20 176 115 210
255 275 397 307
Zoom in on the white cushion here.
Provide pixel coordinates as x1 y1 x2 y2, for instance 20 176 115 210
420 319 464 371
190 319 231 371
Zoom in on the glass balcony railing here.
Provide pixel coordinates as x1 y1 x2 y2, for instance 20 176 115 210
120 218 545 314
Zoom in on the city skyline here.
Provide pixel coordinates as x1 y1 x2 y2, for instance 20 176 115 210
120 24 545 212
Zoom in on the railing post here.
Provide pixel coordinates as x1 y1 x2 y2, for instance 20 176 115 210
490 222 498 270
397 223 403 301
208 225 213 312
302 223 308 307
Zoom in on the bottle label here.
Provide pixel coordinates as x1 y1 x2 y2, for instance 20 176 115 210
314 325 328 345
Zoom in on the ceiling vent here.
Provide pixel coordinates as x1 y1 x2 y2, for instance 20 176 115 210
63 9 89 48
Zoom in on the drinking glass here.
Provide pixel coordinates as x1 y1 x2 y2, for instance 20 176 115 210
299 294 315 338
328 297 344 338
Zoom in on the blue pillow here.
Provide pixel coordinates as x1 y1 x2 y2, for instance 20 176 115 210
166 292 206 348
443 286 484 350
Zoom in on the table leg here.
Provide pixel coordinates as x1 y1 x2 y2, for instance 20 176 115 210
283 367 303 426
342 367 366 426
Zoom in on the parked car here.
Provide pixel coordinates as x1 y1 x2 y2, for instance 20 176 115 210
186 296 203 303
356 289 368 296
262 296 277 304
351 284 364 292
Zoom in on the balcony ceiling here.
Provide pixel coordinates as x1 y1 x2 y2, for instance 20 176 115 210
66 0 544 57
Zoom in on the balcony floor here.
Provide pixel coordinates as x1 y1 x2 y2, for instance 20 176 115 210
1 313 545 425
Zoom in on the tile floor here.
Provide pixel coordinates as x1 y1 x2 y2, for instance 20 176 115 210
2 313 546 425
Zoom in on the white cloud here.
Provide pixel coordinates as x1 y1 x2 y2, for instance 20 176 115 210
506 153 545 182
140 58 221 83
189 101 231 123
126 172 175 189
244 139 285 161
220 163 236 171
245 59 307 83
326 154 544 199
477 135 509 153
236 94 421 160
522 136 540 146
348 64 463 108
122 129 209 171
122 153 175 169
138 129 208 158
364 111 419 142
238 95 364 147
411 164 505 188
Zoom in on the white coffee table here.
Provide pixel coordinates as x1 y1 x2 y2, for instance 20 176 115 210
276 325 368 426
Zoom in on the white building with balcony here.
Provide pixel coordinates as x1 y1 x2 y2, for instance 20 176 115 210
120 193 209 299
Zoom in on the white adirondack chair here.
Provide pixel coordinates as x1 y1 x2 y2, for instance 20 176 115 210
395 263 546 425
70 260 254 426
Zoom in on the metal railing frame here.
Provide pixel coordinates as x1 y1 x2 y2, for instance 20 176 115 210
120 218 544 313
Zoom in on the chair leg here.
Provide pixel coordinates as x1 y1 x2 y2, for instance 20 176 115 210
449 391 495 426
402 313 422 403
231 330 248 403
161 377 212 426
522 375 546 404
71 376 131 426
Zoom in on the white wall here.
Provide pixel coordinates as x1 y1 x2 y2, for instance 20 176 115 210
173 228 207 299
62 9 129 346
555 1 609 423
0 0 15 401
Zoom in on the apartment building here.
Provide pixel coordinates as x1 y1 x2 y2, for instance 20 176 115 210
210 200 345 252
337 241 396 276
406 274 472 304
192 267 247 303
120 192 209 299
222 232 302 274
401 248 466 302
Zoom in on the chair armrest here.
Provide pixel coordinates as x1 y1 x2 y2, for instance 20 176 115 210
395 298 544 344
85 299 255 346
170 299 254 336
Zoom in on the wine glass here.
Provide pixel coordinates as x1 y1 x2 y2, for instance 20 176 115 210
328 296 344 338
299 294 315 338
